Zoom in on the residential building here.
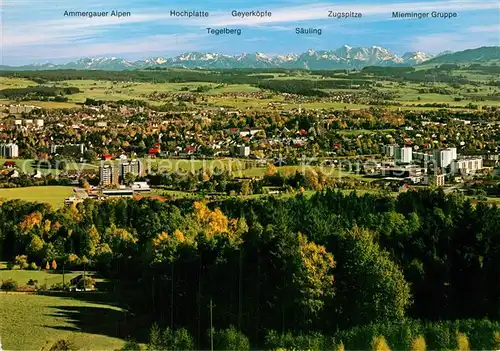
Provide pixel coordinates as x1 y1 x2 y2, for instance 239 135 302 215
384 144 397 157
450 157 483 176
51 143 85 155
0 143 19 158
412 151 434 163
120 160 143 180
99 164 119 186
423 174 446 186
433 148 457 168
232 145 251 157
395 146 412 164
9 104 38 114
483 154 500 167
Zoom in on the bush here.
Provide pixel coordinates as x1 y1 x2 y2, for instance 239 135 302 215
173 328 195 350
1 278 18 291
147 325 194 351
27 279 39 286
423 321 452 350
122 340 141 351
213 326 250 351
18 285 36 292
267 320 500 351
6 261 14 270
457 319 500 350
47 339 75 351
29 262 38 270
50 282 69 291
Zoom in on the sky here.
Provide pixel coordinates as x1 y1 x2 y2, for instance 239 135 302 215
1 0 499 65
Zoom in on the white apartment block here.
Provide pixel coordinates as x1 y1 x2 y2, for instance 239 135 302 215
433 148 457 168
0 143 19 158
451 157 483 176
395 146 412 164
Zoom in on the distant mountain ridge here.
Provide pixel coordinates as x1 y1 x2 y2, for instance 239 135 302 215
421 46 500 65
0 46 497 71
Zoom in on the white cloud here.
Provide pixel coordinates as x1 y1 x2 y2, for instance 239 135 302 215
409 25 499 53
2 33 208 62
468 24 500 33
203 0 499 26
3 0 498 44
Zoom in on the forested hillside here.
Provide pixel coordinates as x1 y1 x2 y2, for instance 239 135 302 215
1 189 499 347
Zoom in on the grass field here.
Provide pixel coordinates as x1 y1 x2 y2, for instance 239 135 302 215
0 186 75 208
0 158 98 176
0 293 127 350
0 263 83 286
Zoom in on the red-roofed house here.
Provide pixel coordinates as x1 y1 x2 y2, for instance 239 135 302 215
148 148 159 156
185 145 196 154
101 154 112 161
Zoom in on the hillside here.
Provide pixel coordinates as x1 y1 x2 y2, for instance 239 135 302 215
422 46 500 65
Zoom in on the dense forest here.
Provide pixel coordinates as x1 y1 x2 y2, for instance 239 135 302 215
257 79 372 96
0 70 274 85
1 189 500 347
0 85 81 100
0 64 492 87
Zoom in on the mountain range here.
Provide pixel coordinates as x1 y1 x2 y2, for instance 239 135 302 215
1 46 498 71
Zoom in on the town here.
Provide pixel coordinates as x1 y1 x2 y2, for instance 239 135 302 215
0 93 498 207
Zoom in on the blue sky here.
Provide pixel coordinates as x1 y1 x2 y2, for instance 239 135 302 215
2 0 499 65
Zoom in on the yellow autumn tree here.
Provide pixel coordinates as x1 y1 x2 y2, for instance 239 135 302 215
409 335 426 351
19 211 43 232
105 224 137 250
152 229 193 264
305 169 322 191
27 235 44 258
457 333 470 351
43 219 52 235
371 336 391 351
265 163 278 176
295 232 336 315
192 201 246 245
87 225 101 257
193 202 229 240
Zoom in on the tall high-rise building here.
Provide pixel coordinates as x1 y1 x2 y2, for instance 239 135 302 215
119 160 143 181
433 148 457 168
384 144 397 157
99 164 119 186
395 146 412 164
